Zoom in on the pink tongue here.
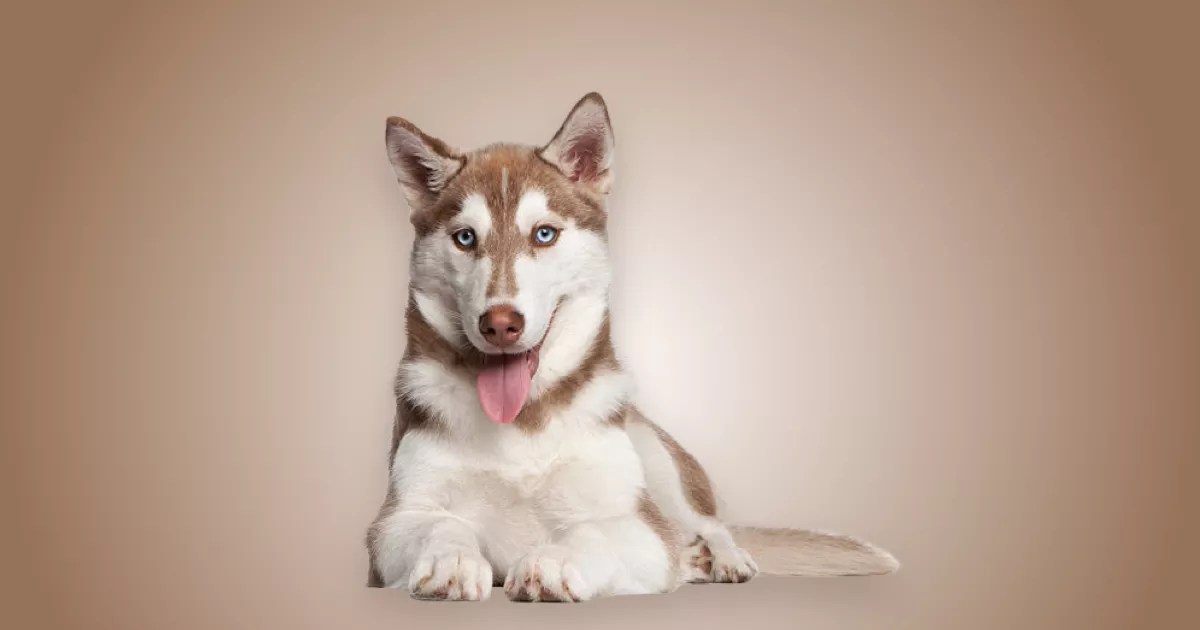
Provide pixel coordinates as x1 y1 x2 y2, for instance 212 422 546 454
476 353 532 424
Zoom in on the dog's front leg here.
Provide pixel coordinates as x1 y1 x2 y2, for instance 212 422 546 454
371 510 492 601
504 511 676 602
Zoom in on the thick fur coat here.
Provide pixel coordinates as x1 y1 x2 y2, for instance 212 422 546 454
365 93 898 602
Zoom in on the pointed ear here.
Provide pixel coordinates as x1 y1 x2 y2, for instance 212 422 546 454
385 117 465 212
539 92 615 195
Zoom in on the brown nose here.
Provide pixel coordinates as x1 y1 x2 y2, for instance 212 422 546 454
478 305 525 348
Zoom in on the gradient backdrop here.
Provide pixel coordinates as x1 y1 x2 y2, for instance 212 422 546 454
2 2 1197 629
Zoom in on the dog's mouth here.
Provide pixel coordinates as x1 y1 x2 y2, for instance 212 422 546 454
476 347 541 425
475 307 558 425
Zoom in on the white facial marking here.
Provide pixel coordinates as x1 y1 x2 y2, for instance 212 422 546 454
459 192 492 239
405 175 611 362
413 290 463 348
532 291 611 395
515 189 551 234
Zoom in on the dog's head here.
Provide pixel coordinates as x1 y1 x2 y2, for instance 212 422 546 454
386 93 615 424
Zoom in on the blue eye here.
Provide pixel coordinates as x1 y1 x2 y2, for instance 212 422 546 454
533 226 558 245
453 228 476 249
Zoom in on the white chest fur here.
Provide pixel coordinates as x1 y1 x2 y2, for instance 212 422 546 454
391 358 646 570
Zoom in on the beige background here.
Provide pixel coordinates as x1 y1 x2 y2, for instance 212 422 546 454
2 1 1197 629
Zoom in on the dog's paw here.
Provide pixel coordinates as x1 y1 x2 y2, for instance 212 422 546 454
681 537 758 584
504 547 591 602
711 544 758 583
406 548 492 601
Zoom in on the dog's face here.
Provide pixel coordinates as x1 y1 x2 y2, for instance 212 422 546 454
386 94 616 423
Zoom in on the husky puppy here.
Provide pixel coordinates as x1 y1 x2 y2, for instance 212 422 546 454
366 93 898 601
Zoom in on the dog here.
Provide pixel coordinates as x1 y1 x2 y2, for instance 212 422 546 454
365 93 899 602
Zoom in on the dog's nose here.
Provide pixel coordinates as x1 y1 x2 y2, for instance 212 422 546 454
478 305 525 348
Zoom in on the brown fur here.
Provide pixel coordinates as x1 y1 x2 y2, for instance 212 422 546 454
631 411 719 517
449 145 608 298
392 292 620 435
412 145 607 239
637 491 681 584
511 314 619 433
392 293 485 437
399 291 483 368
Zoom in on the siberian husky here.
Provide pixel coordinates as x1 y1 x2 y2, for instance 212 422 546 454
366 93 898 602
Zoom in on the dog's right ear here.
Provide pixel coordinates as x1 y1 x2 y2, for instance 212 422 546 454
385 117 465 212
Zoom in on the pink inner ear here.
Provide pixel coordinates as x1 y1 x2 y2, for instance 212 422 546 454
565 136 602 182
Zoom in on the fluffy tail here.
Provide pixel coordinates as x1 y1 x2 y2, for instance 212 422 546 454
729 526 900 577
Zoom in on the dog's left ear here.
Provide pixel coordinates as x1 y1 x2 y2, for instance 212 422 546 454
539 92 615 195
